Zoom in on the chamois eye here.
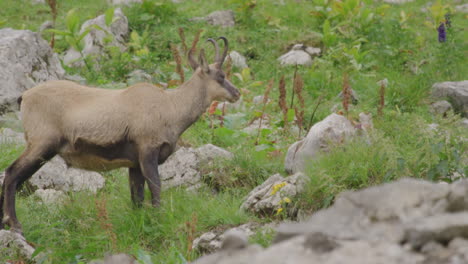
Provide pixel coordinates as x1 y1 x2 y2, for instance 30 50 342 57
216 73 225 83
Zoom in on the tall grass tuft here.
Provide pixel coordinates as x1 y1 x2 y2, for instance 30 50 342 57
378 79 386 116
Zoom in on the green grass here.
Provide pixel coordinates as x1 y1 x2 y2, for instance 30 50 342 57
1 0 467 262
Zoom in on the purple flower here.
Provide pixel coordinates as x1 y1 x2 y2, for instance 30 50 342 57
438 22 446 43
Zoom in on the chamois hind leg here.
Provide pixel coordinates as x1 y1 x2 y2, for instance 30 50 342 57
129 167 145 207
138 148 161 207
1 143 57 233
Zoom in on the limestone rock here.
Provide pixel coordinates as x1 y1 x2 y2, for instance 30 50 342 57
0 230 35 260
383 0 414 3
0 28 65 114
242 118 270 135
241 173 307 216
34 189 67 205
431 100 453 116
107 0 142 5
191 10 235 28
455 3 468 13
278 44 321 66
89 253 137 264
160 144 233 190
27 156 105 193
0 128 25 145
64 8 129 67
432 81 468 116
192 178 468 264
193 223 275 254
126 69 153 85
229 51 248 69
285 113 356 174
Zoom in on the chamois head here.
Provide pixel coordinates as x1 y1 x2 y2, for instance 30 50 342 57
188 37 240 103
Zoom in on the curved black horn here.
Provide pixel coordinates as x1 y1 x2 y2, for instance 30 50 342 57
218 36 229 67
206 38 220 65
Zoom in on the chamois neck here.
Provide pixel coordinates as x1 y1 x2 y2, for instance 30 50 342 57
170 73 211 136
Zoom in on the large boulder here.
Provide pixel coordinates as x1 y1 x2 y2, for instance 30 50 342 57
432 81 468 116
160 144 234 190
285 113 356 174
27 156 105 193
241 173 307 216
192 178 468 264
63 8 129 66
0 28 65 114
190 10 236 28
0 230 36 260
229 51 248 69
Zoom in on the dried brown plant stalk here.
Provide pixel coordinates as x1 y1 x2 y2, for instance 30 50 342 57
46 0 57 48
95 198 118 251
290 65 298 108
255 79 274 145
342 73 350 116
185 213 198 261
171 43 184 83
278 75 288 127
178 27 188 55
378 81 386 116
190 29 203 54
293 74 305 138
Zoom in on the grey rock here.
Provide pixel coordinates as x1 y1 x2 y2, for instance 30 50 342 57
0 230 35 260
160 144 233 190
127 69 152 85
241 173 307 215
431 100 453 116
191 10 235 28
34 189 67 205
0 28 65 114
28 156 105 193
39 20 54 32
193 178 468 264
64 8 129 67
0 111 22 131
337 88 359 104
432 81 468 116
383 0 415 3
404 212 468 248
242 117 270 135
89 253 137 264
285 113 356 174
460 118 468 129
0 128 25 145
229 51 248 69
193 222 275 253
278 44 321 66
107 0 142 5
217 96 244 112
252 95 270 105
455 3 468 13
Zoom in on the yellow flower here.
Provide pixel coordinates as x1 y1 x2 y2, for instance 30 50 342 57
282 197 291 204
270 182 286 195
275 208 283 215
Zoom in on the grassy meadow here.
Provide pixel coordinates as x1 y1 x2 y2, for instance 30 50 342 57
0 0 467 263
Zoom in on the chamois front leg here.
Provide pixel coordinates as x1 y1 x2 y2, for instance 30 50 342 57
138 148 161 207
129 167 145 207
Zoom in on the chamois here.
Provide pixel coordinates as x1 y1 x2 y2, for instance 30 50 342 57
0 37 240 233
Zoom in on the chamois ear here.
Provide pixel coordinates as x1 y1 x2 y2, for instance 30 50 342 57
198 48 210 74
188 48 199 71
